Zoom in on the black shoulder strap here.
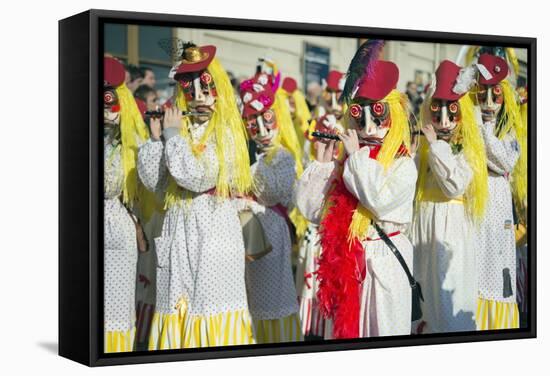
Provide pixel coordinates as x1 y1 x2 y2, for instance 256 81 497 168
373 222 417 289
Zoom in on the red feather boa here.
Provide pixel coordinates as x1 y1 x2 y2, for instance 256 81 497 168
317 174 365 339
316 144 407 339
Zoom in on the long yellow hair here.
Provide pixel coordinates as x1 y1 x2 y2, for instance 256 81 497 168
416 94 488 223
164 58 253 208
266 90 304 176
280 87 312 148
113 83 162 222
269 90 308 237
115 83 149 206
497 79 528 222
347 89 412 240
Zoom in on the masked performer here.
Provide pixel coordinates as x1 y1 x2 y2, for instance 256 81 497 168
474 53 525 330
458 46 527 221
138 43 255 349
294 70 346 338
412 60 488 334
103 57 150 352
236 72 303 343
295 41 417 339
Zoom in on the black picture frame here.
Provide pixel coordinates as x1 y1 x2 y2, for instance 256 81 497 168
59 8 537 367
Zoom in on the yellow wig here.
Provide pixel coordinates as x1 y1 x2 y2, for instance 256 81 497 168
263 90 305 177
347 90 412 240
280 86 312 149
270 90 308 237
164 58 253 208
113 83 161 221
416 94 489 223
115 83 149 205
497 80 528 222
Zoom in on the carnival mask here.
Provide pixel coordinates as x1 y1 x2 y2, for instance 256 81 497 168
103 85 120 127
245 109 278 148
322 88 343 119
476 83 504 122
178 69 217 124
349 101 390 144
429 99 460 141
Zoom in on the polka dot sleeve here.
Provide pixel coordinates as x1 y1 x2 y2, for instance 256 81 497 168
164 134 219 193
104 143 123 199
343 149 417 222
138 139 167 193
294 160 337 224
480 122 519 175
428 140 473 198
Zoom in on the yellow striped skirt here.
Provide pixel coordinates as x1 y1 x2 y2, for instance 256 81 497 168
148 310 187 350
149 307 256 349
183 309 256 348
252 313 304 344
104 327 136 353
476 297 520 330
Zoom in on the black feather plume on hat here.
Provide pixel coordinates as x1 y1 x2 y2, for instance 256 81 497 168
341 39 385 104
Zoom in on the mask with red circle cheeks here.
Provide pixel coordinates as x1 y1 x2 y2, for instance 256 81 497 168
476 83 504 122
103 86 121 126
322 88 343 119
348 101 391 144
429 99 460 140
245 109 278 148
178 69 217 122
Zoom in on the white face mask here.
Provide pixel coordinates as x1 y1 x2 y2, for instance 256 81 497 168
350 102 390 144
478 85 503 122
245 109 278 149
430 100 459 141
187 76 216 125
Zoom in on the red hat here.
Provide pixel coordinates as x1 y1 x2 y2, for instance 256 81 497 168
175 45 216 76
355 60 398 101
282 77 298 94
104 57 125 87
478 53 508 85
432 60 465 101
326 70 345 91
239 73 275 118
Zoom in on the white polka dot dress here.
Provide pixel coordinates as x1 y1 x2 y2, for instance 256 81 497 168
139 125 254 349
412 141 478 334
475 121 520 329
238 148 303 343
104 139 138 352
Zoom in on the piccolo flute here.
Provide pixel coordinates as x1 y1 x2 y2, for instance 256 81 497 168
144 110 206 117
312 131 382 146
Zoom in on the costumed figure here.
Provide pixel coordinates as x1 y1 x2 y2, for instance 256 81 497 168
473 53 526 330
103 57 150 352
236 72 303 343
295 40 417 339
138 42 255 349
412 60 488 334
294 70 347 337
